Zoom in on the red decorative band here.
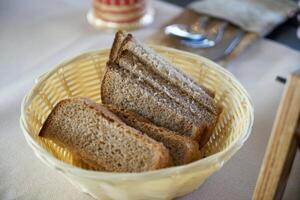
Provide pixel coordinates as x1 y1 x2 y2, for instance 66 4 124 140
93 3 145 14
94 11 145 23
95 0 144 6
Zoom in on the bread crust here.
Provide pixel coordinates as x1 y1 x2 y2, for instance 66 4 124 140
109 30 127 63
106 104 202 165
114 32 220 115
104 32 221 146
39 97 172 172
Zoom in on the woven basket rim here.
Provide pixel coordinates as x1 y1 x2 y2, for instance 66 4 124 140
20 45 254 180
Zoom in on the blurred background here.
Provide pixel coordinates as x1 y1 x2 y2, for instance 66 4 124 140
162 0 300 51
1 0 299 200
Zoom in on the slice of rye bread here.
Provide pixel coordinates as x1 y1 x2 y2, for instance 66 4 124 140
101 63 215 147
39 97 172 172
110 31 215 98
101 32 221 146
118 51 218 133
109 30 127 63
106 104 202 165
101 64 204 141
115 31 218 104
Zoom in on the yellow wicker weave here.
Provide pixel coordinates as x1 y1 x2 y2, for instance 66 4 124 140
20 46 253 200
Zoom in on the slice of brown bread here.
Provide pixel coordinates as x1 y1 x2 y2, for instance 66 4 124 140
109 30 127 63
39 97 171 172
115 32 219 111
101 33 219 147
109 31 215 99
101 63 206 141
106 105 202 165
117 50 217 129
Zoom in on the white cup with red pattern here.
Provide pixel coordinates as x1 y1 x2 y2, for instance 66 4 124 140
87 0 154 30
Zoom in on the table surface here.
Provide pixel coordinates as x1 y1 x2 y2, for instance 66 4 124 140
0 1 300 200
162 0 300 51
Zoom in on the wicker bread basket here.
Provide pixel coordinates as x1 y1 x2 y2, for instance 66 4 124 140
20 45 253 200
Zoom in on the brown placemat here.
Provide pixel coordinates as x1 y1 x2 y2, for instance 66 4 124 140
147 9 259 65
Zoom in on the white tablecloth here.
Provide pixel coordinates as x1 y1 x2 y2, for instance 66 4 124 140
0 0 299 199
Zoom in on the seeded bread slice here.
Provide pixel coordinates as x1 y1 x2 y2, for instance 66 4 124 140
109 31 215 99
106 105 202 165
101 63 207 141
102 31 221 146
117 50 217 132
39 98 171 172
114 31 219 113
109 30 127 63
101 62 218 146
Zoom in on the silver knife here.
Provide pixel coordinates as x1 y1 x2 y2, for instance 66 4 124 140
201 30 245 61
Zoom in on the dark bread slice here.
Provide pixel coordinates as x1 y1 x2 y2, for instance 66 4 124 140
117 50 217 130
109 30 127 63
101 63 206 141
39 97 171 172
102 61 218 146
103 31 221 147
115 32 219 114
106 105 202 165
109 31 215 99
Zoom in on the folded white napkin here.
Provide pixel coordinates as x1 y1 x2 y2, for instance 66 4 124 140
188 0 297 36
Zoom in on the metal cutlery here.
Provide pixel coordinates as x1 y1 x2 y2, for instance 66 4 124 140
164 16 245 61
164 24 207 41
164 17 228 48
204 30 245 61
181 22 228 48
164 17 210 41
